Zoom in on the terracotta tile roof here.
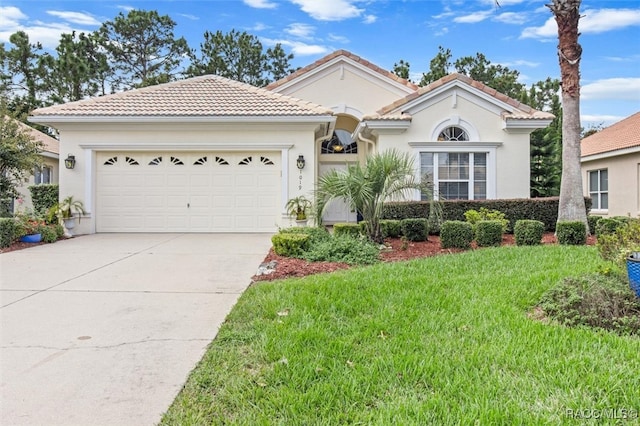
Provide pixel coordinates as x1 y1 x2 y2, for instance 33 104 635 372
375 73 554 120
266 49 419 92
361 112 412 121
581 111 640 157
5 117 59 155
30 75 334 118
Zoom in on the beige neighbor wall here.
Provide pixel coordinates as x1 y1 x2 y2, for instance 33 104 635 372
376 89 531 199
582 152 640 217
277 66 411 117
52 121 321 234
14 156 59 213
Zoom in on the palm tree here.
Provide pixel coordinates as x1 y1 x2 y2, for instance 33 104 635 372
548 0 587 231
316 149 422 243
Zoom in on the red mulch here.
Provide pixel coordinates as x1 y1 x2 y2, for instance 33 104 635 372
252 233 596 282
0 240 48 253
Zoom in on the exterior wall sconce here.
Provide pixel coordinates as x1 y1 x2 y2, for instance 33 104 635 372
64 154 76 169
296 155 305 170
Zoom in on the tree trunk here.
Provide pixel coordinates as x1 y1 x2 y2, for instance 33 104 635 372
549 0 587 231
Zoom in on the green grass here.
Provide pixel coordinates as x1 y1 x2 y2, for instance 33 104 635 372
162 245 640 425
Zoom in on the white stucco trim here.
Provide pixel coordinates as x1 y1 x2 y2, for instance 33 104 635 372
431 117 480 141
30 115 335 124
281 149 289 214
78 143 295 151
503 118 553 131
361 120 411 134
581 145 640 162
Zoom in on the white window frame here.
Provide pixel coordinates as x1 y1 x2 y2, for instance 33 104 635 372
410 142 500 201
588 168 608 212
34 165 52 184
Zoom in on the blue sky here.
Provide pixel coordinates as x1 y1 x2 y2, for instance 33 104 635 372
1 0 639 128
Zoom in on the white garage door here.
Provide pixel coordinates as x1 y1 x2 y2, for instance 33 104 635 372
96 152 281 232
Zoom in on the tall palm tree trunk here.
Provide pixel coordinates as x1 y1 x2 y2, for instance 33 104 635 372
549 0 587 230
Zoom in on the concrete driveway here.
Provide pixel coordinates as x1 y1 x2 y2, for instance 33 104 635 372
0 233 272 426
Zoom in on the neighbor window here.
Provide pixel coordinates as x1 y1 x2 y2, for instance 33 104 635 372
589 169 608 210
420 152 487 200
34 165 52 185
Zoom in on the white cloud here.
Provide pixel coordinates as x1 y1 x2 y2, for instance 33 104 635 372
494 12 528 25
262 37 328 55
363 15 377 24
46 11 101 26
500 59 540 68
453 10 492 24
243 0 278 9
478 0 526 5
581 114 625 127
178 13 199 21
290 0 363 21
0 6 27 31
522 8 640 39
328 33 349 43
249 22 269 31
582 77 640 101
285 23 315 39
117 5 135 13
0 22 76 50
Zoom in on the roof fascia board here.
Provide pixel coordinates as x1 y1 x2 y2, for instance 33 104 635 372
29 115 335 125
503 118 553 131
581 145 640 162
78 142 295 151
271 57 415 97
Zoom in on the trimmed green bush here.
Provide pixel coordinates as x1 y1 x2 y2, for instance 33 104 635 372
0 218 16 248
301 235 379 265
475 220 503 247
514 220 545 246
556 221 587 245
29 184 59 217
587 215 602 235
383 196 592 232
333 222 362 238
400 218 428 242
440 221 473 250
540 274 640 336
597 218 640 267
595 217 626 236
464 208 509 233
0 199 12 218
40 225 58 243
379 219 401 238
271 233 310 257
280 226 330 245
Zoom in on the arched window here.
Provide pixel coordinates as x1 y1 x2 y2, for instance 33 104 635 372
437 126 469 141
321 129 358 154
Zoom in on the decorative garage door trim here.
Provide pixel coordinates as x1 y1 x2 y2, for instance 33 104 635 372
96 152 281 233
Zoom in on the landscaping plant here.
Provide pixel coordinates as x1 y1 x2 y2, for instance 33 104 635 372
556 221 586 245
440 220 473 249
514 220 545 246
474 220 503 247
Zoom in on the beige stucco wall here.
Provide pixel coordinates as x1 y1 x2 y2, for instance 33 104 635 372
375 89 531 199
14 155 59 213
276 66 412 118
50 121 323 234
581 152 640 217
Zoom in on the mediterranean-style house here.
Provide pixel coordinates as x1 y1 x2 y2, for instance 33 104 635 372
29 50 553 234
11 118 60 213
581 111 640 217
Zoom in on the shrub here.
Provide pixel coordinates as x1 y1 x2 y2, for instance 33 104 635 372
514 220 545 246
0 218 16 248
587 215 602 235
556 221 587 245
379 219 401 238
280 226 330 246
301 235 379 265
597 219 640 268
440 221 473 249
271 233 310 257
29 184 59 218
465 208 509 233
475 220 503 247
540 274 640 336
40 225 58 243
400 218 428 242
333 223 362 238
595 217 626 236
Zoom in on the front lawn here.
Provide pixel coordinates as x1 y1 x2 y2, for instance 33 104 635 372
162 245 640 424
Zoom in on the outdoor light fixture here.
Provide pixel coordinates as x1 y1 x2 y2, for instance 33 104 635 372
64 154 76 170
331 141 344 152
296 154 306 170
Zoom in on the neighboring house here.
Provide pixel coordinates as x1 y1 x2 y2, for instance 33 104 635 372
11 119 60 213
581 111 640 217
29 50 553 234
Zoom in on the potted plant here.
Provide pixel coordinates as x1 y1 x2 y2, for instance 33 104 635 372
48 196 86 236
15 212 45 243
285 196 312 226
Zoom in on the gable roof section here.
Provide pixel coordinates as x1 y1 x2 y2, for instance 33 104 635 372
581 111 640 158
29 75 334 123
4 116 59 156
368 73 554 127
266 49 419 94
